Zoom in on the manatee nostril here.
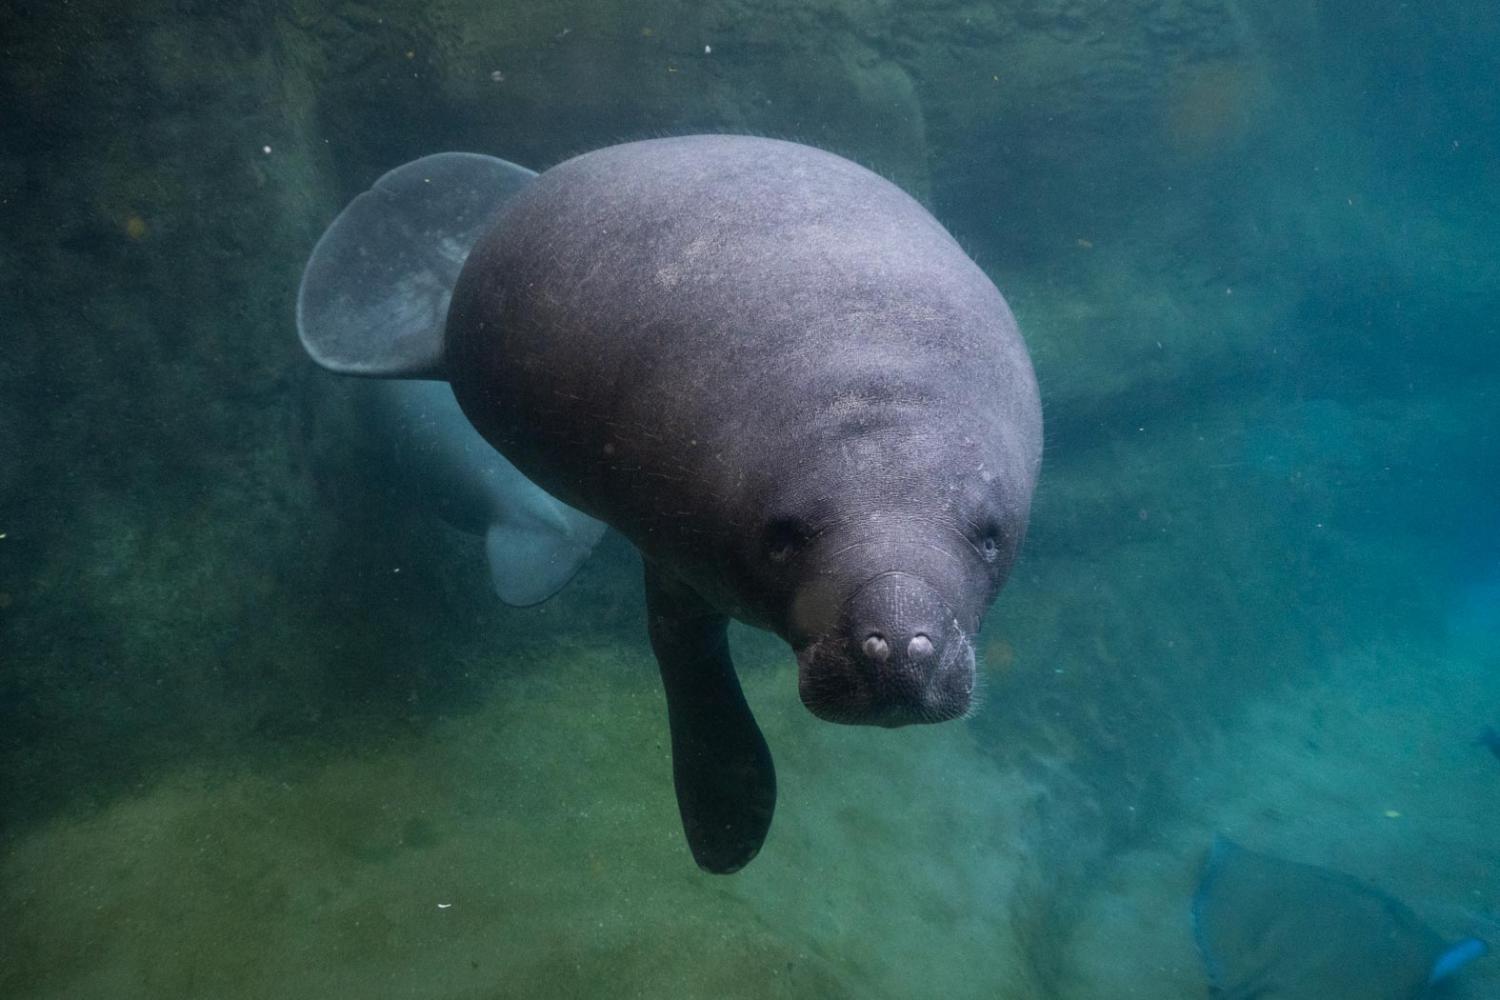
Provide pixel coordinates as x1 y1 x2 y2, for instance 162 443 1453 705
862 634 890 662
908 634 934 660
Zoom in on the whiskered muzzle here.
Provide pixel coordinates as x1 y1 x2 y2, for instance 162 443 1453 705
795 619 976 727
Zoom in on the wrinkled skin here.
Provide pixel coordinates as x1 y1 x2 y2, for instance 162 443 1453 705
445 135 1042 870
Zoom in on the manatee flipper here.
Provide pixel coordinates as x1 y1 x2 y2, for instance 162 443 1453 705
297 153 535 378
483 512 605 608
644 563 776 874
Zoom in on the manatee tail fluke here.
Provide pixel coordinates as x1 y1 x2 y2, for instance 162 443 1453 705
483 508 607 608
296 153 536 379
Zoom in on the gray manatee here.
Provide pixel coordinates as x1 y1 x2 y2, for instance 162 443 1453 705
297 136 1043 873
359 377 605 607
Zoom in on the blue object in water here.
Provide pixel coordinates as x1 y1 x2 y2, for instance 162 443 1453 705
1428 936 1488 985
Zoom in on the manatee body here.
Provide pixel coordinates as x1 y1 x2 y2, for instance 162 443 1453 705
297 135 1042 872
359 378 605 607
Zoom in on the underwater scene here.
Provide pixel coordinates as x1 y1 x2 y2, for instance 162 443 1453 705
2 2 1497 997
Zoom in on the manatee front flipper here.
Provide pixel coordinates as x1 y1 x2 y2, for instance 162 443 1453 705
644 563 776 873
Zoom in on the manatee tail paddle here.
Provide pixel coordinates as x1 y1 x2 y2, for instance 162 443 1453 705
296 153 535 379
484 507 608 608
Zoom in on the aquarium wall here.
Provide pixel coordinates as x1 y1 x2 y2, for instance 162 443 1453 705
2 1 1497 997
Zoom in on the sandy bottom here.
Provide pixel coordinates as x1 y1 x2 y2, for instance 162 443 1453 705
1 632 1043 999
6 625 1498 998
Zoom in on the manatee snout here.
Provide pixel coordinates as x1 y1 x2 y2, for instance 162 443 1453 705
795 572 976 727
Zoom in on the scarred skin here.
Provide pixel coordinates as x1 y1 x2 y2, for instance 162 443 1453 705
444 135 1042 871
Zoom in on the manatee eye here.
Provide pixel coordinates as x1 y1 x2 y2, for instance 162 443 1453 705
763 517 809 565
980 530 1002 562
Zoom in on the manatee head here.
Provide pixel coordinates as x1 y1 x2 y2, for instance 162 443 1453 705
737 422 1039 729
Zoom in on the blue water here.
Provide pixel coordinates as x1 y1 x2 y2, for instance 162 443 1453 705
1 3 1496 997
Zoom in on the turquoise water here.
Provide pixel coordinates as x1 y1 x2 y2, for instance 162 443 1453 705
1 3 1497 997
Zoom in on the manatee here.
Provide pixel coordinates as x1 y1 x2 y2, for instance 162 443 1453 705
358 378 605 607
1192 837 1488 999
296 136 1043 872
